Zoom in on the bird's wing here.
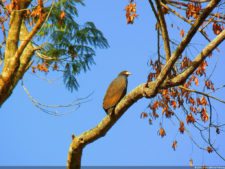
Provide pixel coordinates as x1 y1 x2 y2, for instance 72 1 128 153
103 76 127 111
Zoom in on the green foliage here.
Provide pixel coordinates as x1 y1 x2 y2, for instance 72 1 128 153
36 0 109 91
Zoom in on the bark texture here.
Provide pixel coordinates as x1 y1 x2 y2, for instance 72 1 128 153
0 1 47 106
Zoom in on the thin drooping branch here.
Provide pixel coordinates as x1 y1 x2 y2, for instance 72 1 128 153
22 80 92 116
155 0 171 62
173 113 206 150
179 86 225 104
207 97 225 161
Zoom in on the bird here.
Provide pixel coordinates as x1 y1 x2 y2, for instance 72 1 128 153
103 70 131 115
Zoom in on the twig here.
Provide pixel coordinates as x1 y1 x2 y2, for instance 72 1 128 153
21 79 92 116
179 86 225 104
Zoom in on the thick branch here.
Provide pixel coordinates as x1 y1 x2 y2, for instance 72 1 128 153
0 13 47 106
3 0 31 68
167 29 225 87
7 13 47 74
0 22 35 106
67 83 158 168
155 0 171 61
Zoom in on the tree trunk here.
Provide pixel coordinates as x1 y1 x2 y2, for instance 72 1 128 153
67 138 84 169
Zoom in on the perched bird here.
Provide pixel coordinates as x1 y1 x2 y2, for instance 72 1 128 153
103 70 131 115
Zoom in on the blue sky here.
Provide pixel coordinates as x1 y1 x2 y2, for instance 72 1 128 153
0 0 225 166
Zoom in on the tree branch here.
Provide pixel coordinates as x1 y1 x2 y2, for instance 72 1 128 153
179 86 225 104
155 0 171 62
0 13 47 106
150 0 220 94
3 0 31 68
67 83 157 168
167 29 225 87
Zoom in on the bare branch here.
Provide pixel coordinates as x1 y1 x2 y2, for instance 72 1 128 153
22 80 92 116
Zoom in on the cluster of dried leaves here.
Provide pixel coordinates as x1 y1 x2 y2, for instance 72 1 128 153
186 2 201 19
32 62 59 73
125 0 138 24
32 63 49 73
0 0 66 31
140 56 217 167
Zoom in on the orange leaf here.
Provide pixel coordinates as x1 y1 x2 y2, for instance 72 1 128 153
196 60 207 76
213 22 223 35
205 80 215 91
201 108 209 122
152 111 159 119
170 89 178 98
165 110 174 118
189 97 195 105
180 57 191 70
179 121 185 134
190 106 197 113
172 140 177 151
186 113 196 124
170 100 177 109
162 89 168 96
151 101 159 110
198 96 208 106
125 2 138 24
180 29 185 37
158 127 166 137
194 76 199 86
162 106 168 114
60 11 66 20
140 112 148 119
206 146 213 153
